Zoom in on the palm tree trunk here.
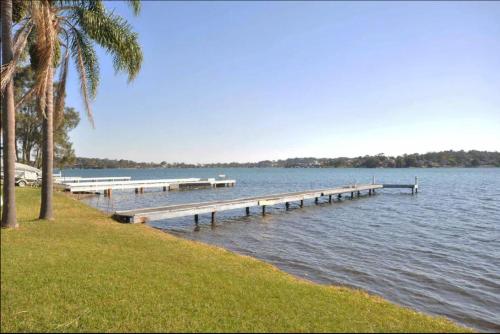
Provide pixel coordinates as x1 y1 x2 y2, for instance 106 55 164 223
1 0 18 228
39 67 54 220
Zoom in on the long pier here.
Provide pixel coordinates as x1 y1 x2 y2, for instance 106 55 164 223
113 180 418 224
65 178 235 196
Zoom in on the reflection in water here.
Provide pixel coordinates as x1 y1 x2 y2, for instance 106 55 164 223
70 167 500 332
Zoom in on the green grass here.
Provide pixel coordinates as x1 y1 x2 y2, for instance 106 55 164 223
1 188 472 332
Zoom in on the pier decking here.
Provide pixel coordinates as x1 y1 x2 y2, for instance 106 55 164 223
113 182 417 224
65 177 235 195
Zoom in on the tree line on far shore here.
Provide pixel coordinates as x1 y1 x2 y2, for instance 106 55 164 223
70 150 500 169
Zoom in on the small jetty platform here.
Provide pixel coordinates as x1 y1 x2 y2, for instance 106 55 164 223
64 177 235 196
113 179 418 224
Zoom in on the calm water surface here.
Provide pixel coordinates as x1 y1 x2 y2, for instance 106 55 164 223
66 168 500 332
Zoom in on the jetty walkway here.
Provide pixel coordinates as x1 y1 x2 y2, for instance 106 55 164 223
58 177 235 196
114 180 418 224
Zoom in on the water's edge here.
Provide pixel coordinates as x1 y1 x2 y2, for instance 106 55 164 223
71 168 500 332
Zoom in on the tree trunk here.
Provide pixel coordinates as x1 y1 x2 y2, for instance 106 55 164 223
35 147 41 168
1 0 18 228
39 68 54 220
23 144 31 164
15 136 19 161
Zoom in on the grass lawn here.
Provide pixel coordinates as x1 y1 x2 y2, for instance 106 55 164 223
1 188 471 332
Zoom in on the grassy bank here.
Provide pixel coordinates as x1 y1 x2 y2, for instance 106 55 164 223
1 188 470 332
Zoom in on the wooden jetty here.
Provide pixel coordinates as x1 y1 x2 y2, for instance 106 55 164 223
113 180 418 224
66 177 235 196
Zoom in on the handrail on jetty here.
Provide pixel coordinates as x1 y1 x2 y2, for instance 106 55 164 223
55 176 132 183
63 177 236 196
113 178 418 224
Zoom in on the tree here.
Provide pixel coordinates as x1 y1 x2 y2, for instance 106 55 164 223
14 66 80 168
21 0 143 219
14 66 39 164
361 156 380 168
1 0 18 228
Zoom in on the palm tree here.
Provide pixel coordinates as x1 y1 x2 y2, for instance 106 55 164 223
1 0 18 228
2 0 142 221
25 0 143 219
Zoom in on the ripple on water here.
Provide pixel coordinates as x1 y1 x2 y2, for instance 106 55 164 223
79 168 500 332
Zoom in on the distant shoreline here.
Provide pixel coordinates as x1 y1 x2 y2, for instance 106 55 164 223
60 150 499 169
61 165 500 170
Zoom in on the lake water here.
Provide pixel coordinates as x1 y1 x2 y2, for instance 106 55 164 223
64 167 500 332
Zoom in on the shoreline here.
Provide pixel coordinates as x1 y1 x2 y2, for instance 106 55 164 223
1 188 473 332
61 166 500 170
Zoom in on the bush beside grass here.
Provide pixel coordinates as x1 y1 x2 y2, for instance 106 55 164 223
1 188 472 332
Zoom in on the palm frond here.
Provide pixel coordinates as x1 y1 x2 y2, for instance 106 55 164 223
75 7 142 82
54 48 70 127
70 30 96 127
31 0 57 116
69 28 99 98
0 19 33 92
126 0 141 16
12 0 30 23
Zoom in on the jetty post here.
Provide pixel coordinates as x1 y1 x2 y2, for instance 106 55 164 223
114 182 418 225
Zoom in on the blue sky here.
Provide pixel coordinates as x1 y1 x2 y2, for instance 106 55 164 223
65 1 500 163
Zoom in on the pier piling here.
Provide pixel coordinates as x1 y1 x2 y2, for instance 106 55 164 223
114 181 418 224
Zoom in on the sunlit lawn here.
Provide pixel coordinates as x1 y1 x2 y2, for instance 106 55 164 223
1 188 472 332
